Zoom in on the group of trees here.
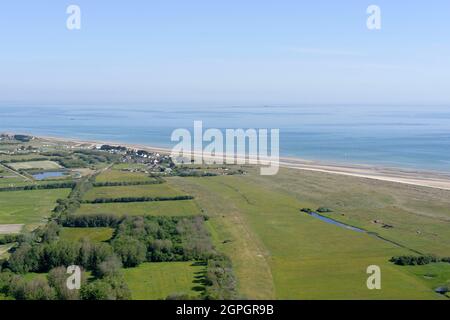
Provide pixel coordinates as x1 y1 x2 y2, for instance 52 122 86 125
390 255 450 266
203 254 237 300
53 175 96 218
6 239 115 274
0 266 130 300
113 216 214 265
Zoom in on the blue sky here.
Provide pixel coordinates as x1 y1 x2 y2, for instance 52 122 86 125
0 1 449 106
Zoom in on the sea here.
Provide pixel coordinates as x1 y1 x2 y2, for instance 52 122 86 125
1 104 449 173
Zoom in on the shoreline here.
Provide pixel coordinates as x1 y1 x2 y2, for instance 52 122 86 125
31 133 450 191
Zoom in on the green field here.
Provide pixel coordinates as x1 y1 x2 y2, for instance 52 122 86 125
112 163 148 170
169 171 448 300
8 160 62 170
59 227 114 242
0 154 49 162
0 189 71 227
95 169 154 183
402 263 450 296
123 262 205 300
83 184 185 201
75 200 201 217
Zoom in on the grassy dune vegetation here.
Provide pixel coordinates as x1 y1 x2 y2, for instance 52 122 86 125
122 262 205 300
59 227 114 242
75 200 201 217
0 188 71 226
169 168 450 300
83 184 184 201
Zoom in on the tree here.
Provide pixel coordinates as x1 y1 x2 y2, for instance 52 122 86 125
48 266 83 300
112 236 146 267
96 255 123 278
80 280 114 300
7 243 40 273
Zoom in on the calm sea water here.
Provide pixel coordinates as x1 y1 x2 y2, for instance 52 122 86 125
1 105 449 172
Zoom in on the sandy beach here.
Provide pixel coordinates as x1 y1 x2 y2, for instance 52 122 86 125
39 134 450 191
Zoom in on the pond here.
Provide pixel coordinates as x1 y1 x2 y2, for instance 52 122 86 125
308 212 366 233
32 171 67 180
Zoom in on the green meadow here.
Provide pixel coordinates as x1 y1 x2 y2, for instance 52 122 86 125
95 169 155 183
0 189 71 227
8 160 62 171
402 262 450 296
75 200 201 217
59 227 114 242
169 170 448 300
122 262 205 300
83 184 184 201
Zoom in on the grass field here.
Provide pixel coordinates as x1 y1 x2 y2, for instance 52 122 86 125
83 184 185 201
169 171 447 299
0 164 29 186
75 200 201 217
8 160 62 170
0 154 49 162
95 169 155 183
122 262 205 300
402 263 450 296
0 189 71 227
59 227 114 242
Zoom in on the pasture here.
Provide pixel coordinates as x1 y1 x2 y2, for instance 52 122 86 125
95 169 155 183
0 189 71 227
169 172 446 299
75 200 201 217
59 227 114 242
8 160 62 171
122 262 205 300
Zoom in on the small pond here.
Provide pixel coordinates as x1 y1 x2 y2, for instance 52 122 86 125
32 171 67 180
308 212 365 233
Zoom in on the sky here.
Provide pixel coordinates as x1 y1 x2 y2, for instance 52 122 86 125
0 0 449 106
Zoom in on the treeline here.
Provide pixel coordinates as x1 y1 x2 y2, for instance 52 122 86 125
0 182 76 192
62 214 122 228
53 175 96 218
82 195 194 204
390 255 450 266
92 180 164 187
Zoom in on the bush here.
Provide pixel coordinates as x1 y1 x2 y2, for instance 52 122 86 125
111 236 147 267
96 255 123 278
390 255 441 266
80 276 130 300
48 266 83 300
203 254 237 300
317 207 333 213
